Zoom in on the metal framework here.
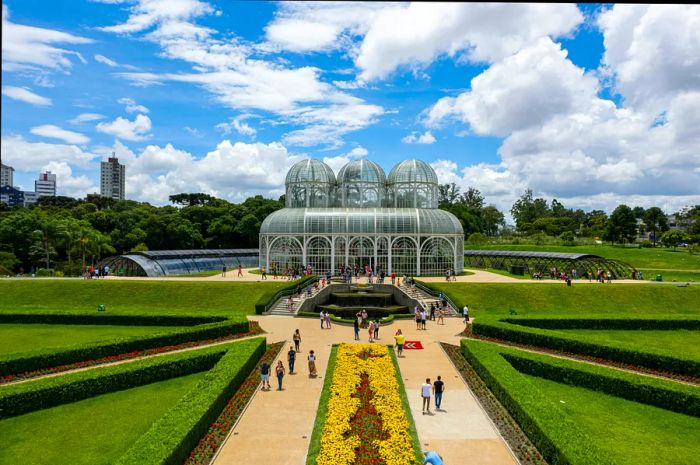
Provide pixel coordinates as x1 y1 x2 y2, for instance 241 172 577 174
260 157 464 276
463 250 635 278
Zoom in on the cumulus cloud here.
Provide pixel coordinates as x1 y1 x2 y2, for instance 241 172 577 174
322 146 368 173
2 4 92 72
402 131 436 144
1 135 96 171
30 125 90 144
118 97 150 113
96 114 152 141
1 85 52 106
216 114 257 137
41 161 98 198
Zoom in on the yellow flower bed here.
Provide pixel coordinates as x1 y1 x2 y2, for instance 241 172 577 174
317 344 417 465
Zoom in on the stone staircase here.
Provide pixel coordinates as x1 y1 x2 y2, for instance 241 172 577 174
397 282 459 316
266 282 324 316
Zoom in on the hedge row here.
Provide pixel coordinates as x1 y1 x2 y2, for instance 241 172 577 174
254 275 318 314
501 352 700 418
472 319 700 378
503 316 700 330
0 346 227 418
0 318 249 377
297 311 415 325
115 337 266 465
461 339 617 465
0 313 224 326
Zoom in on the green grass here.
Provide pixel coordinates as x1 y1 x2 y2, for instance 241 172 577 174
171 270 222 277
425 282 700 318
520 373 700 465
467 244 700 271
0 280 289 316
635 269 700 282
0 371 205 465
549 329 700 362
0 324 183 356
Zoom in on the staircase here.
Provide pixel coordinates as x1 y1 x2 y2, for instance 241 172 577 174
265 283 324 316
397 282 459 316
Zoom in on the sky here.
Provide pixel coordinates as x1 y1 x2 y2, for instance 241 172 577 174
1 1 699 218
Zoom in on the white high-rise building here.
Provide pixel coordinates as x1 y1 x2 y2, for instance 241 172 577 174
100 154 126 201
35 171 57 197
0 163 13 188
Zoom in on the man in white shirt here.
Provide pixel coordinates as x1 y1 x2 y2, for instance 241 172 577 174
421 378 432 414
463 305 469 323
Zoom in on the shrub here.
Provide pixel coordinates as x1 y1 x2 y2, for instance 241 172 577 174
640 240 654 248
115 337 265 465
467 232 488 245
254 275 317 314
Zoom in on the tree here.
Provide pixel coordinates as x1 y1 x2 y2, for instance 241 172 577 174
438 183 461 205
660 230 686 250
510 189 550 231
481 206 505 236
603 205 637 244
459 187 484 210
0 251 19 274
169 193 215 207
32 216 67 269
642 207 669 246
632 206 646 219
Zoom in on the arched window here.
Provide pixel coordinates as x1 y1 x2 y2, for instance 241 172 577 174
391 237 417 275
268 237 303 274
420 237 454 276
305 236 332 274
349 236 375 271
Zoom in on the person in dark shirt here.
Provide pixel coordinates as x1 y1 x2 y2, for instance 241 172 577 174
260 361 271 390
287 346 296 374
433 376 445 410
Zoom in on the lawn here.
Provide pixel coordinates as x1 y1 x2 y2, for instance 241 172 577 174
467 244 700 271
0 371 205 465
0 280 289 316
0 324 184 356
425 282 700 317
521 373 700 465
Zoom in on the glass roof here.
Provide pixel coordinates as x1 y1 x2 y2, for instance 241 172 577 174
285 159 336 185
464 250 602 260
337 159 386 184
387 159 438 184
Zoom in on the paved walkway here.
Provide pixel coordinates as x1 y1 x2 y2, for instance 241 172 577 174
212 315 517 465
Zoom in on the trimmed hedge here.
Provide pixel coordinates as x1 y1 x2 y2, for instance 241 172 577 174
0 318 249 377
503 316 700 330
0 313 224 326
115 337 265 465
0 346 227 418
254 275 318 314
296 311 415 325
500 352 700 418
472 319 700 378
461 339 617 465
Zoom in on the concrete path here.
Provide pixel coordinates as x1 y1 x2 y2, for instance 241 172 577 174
212 314 517 465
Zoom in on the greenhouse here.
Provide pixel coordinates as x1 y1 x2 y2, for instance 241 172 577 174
98 249 259 277
260 158 464 276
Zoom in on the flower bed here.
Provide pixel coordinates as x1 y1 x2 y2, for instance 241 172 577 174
316 344 421 465
0 321 262 385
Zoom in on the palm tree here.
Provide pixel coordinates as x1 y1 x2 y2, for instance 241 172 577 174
32 217 67 270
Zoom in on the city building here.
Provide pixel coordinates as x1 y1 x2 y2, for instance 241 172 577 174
259 158 464 276
0 185 24 207
35 171 57 197
100 155 126 201
1 163 14 188
23 191 40 206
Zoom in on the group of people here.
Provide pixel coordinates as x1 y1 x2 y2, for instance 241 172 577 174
260 329 317 391
353 310 381 342
420 376 446 414
444 268 458 281
319 311 332 329
83 264 109 279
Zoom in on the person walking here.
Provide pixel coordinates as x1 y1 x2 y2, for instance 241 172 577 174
260 360 271 390
222 265 227 277
421 378 432 414
373 318 380 340
275 361 285 391
261 266 267 280
433 376 445 410
237 264 243 277
420 309 427 330
415 306 422 330
437 307 445 325
308 350 317 377
430 303 435 321
325 311 332 329
391 271 396 285
368 321 375 343
394 329 405 357
353 316 360 340
320 311 325 329
463 304 469 323
293 329 301 352
287 345 296 374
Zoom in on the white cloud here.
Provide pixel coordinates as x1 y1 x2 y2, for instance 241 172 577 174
216 114 257 137
1 85 52 106
2 4 92 72
41 161 98 198
322 145 368 173
1 135 96 172
598 5 700 111
69 113 106 124
96 114 152 141
117 97 150 113
30 125 90 144
94 54 118 67
402 130 436 144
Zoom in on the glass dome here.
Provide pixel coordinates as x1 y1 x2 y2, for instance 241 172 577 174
336 159 386 208
387 159 439 208
285 159 336 208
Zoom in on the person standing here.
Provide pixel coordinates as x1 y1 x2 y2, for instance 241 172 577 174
325 311 332 329
420 309 427 330
437 307 445 325
275 361 285 391
237 264 243 277
394 329 405 357
287 345 296 374
353 317 360 340
293 329 301 352
373 318 380 340
222 265 227 277
368 321 375 342
421 378 432 414
308 350 317 377
260 360 271 390
463 304 469 323
261 266 267 280
415 306 422 330
429 303 435 321
433 376 445 410
320 311 325 329
391 271 396 285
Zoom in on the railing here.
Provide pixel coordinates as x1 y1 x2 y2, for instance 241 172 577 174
413 281 460 315
263 275 320 313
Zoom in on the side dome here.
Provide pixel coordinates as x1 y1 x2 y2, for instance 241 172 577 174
285 159 336 208
386 159 439 208
336 159 386 208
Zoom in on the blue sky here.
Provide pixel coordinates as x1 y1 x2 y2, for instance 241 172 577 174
2 2 699 217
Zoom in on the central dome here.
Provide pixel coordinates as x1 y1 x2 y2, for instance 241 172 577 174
337 160 386 208
285 159 336 208
387 159 438 184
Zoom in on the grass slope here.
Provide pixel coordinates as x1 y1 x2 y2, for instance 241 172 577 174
0 280 288 316
0 324 183 356
0 372 205 465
